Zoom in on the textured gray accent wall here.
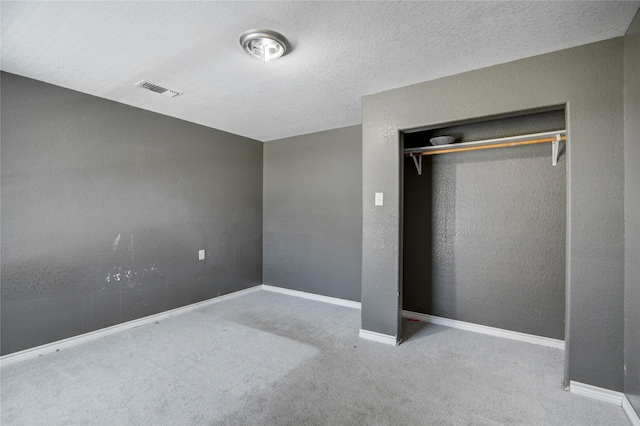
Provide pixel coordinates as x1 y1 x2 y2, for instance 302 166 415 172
362 39 625 390
263 126 362 301
1 72 263 355
403 111 566 340
624 11 640 416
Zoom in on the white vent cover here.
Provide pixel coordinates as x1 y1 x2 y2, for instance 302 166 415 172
134 80 182 98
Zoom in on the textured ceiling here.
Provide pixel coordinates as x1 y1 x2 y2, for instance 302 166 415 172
2 1 639 142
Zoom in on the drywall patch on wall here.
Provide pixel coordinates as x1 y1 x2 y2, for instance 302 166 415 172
0 72 263 355
263 125 362 302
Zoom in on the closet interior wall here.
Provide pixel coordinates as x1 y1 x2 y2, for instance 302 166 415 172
402 109 566 340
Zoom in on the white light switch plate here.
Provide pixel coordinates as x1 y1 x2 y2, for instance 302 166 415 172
199 249 205 260
375 192 384 206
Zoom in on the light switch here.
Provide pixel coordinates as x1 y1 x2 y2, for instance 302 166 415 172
199 249 205 260
375 192 384 206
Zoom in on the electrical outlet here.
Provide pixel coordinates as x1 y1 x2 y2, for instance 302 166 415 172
375 192 384 206
199 249 205 260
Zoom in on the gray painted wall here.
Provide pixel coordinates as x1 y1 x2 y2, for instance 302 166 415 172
624 11 640 416
403 111 566 340
362 39 625 390
263 126 362 301
1 72 263 355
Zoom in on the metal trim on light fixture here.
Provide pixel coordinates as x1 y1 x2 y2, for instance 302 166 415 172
239 29 289 62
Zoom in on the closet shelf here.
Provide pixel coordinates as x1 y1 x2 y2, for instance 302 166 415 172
405 130 566 175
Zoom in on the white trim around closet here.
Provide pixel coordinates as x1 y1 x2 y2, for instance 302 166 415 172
358 329 400 346
569 381 624 405
570 381 640 426
623 395 640 426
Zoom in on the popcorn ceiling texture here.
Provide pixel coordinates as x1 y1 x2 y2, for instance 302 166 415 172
1 1 638 141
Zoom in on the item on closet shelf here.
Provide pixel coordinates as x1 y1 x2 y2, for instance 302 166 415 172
430 135 455 145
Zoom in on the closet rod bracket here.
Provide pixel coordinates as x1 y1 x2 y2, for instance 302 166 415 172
411 153 422 175
551 134 561 166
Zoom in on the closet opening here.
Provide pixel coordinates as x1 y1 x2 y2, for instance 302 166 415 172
401 107 567 345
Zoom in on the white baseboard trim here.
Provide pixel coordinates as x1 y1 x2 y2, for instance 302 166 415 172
402 310 565 350
261 284 361 309
569 381 624 406
258 287 565 350
569 381 640 425
0 285 262 368
623 394 640 426
359 329 399 346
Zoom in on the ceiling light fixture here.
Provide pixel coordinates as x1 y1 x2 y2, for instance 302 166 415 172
240 29 289 62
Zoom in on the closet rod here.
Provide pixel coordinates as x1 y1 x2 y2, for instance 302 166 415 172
404 130 566 157
404 130 566 175
412 134 566 156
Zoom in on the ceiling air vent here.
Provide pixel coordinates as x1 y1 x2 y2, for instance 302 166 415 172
134 80 182 98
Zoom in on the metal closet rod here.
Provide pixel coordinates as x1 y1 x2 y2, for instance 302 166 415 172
404 130 567 175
